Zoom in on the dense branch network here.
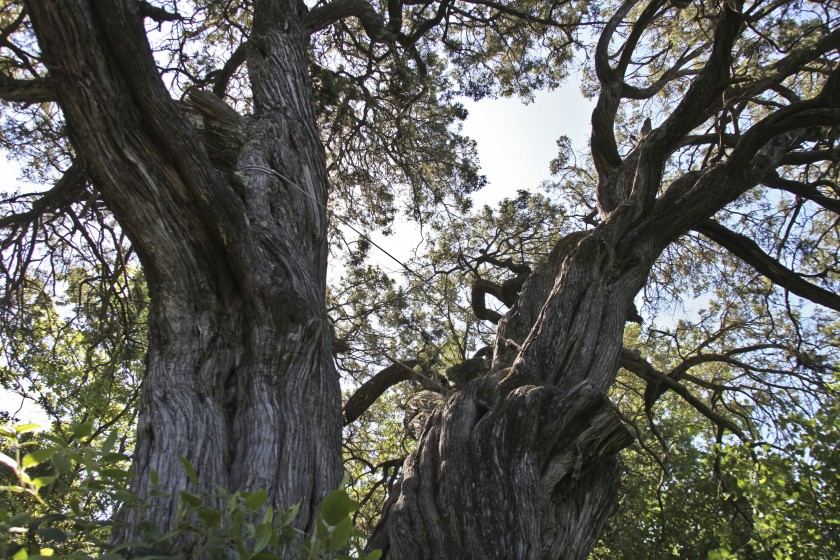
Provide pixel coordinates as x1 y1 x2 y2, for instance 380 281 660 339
0 0 837 556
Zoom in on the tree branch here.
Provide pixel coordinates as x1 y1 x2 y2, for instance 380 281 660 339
0 74 55 103
461 0 576 30
184 89 247 170
212 42 248 98
762 173 840 215
695 219 840 312
138 0 182 22
780 146 840 166
0 163 88 230
306 0 392 41
619 348 746 439
342 359 420 425
591 0 641 179
471 278 504 324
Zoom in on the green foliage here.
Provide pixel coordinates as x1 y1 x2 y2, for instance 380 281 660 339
0 421 132 558
0 428 380 559
594 367 840 559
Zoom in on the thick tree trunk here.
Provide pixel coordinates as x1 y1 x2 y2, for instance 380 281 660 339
367 3 836 556
25 0 342 546
369 215 646 560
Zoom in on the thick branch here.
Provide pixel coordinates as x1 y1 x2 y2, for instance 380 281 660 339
471 278 504 324
184 89 247 170
591 0 640 178
642 67 840 247
619 348 746 439
0 163 87 230
343 360 419 425
306 0 392 41
212 42 248 98
138 0 181 22
727 27 840 104
762 173 840 215
780 146 840 166
0 74 55 103
695 219 840 312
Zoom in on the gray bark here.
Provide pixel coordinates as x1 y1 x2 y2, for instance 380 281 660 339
25 0 342 545
369 3 840 558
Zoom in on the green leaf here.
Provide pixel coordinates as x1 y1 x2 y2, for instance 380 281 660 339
50 453 71 474
23 448 57 469
32 476 57 489
319 488 359 526
197 508 222 528
101 430 118 455
100 468 131 480
366 550 383 560
9 511 33 525
327 517 354 551
253 522 272 553
179 490 203 508
12 548 28 559
261 504 274 525
70 422 93 439
243 489 268 509
36 527 67 543
15 423 42 434
102 452 131 463
283 503 300 526
179 457 198 485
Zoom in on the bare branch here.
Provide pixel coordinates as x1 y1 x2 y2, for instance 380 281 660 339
619 348 746 440
342 359 420 425
0 74 55 103
727 27 840 104
695 219 840 312
621 43 708 100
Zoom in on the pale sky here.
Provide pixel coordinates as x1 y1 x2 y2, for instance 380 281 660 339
370 77 595 271
460 79 594 205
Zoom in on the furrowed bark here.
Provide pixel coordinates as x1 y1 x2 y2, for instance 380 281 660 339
25 0 342 546
369 4 836 557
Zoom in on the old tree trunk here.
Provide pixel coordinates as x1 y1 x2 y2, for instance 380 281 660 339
22 0 840 558
26 0 343 539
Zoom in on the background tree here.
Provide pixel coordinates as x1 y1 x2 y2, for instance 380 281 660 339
0 0 838 558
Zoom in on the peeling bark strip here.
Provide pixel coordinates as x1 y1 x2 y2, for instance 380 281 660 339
25 0 342 543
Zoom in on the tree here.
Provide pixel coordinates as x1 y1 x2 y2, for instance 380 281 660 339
0 0 838 558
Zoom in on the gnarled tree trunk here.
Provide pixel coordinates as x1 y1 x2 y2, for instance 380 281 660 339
367 3 839 558
25 0 342 543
